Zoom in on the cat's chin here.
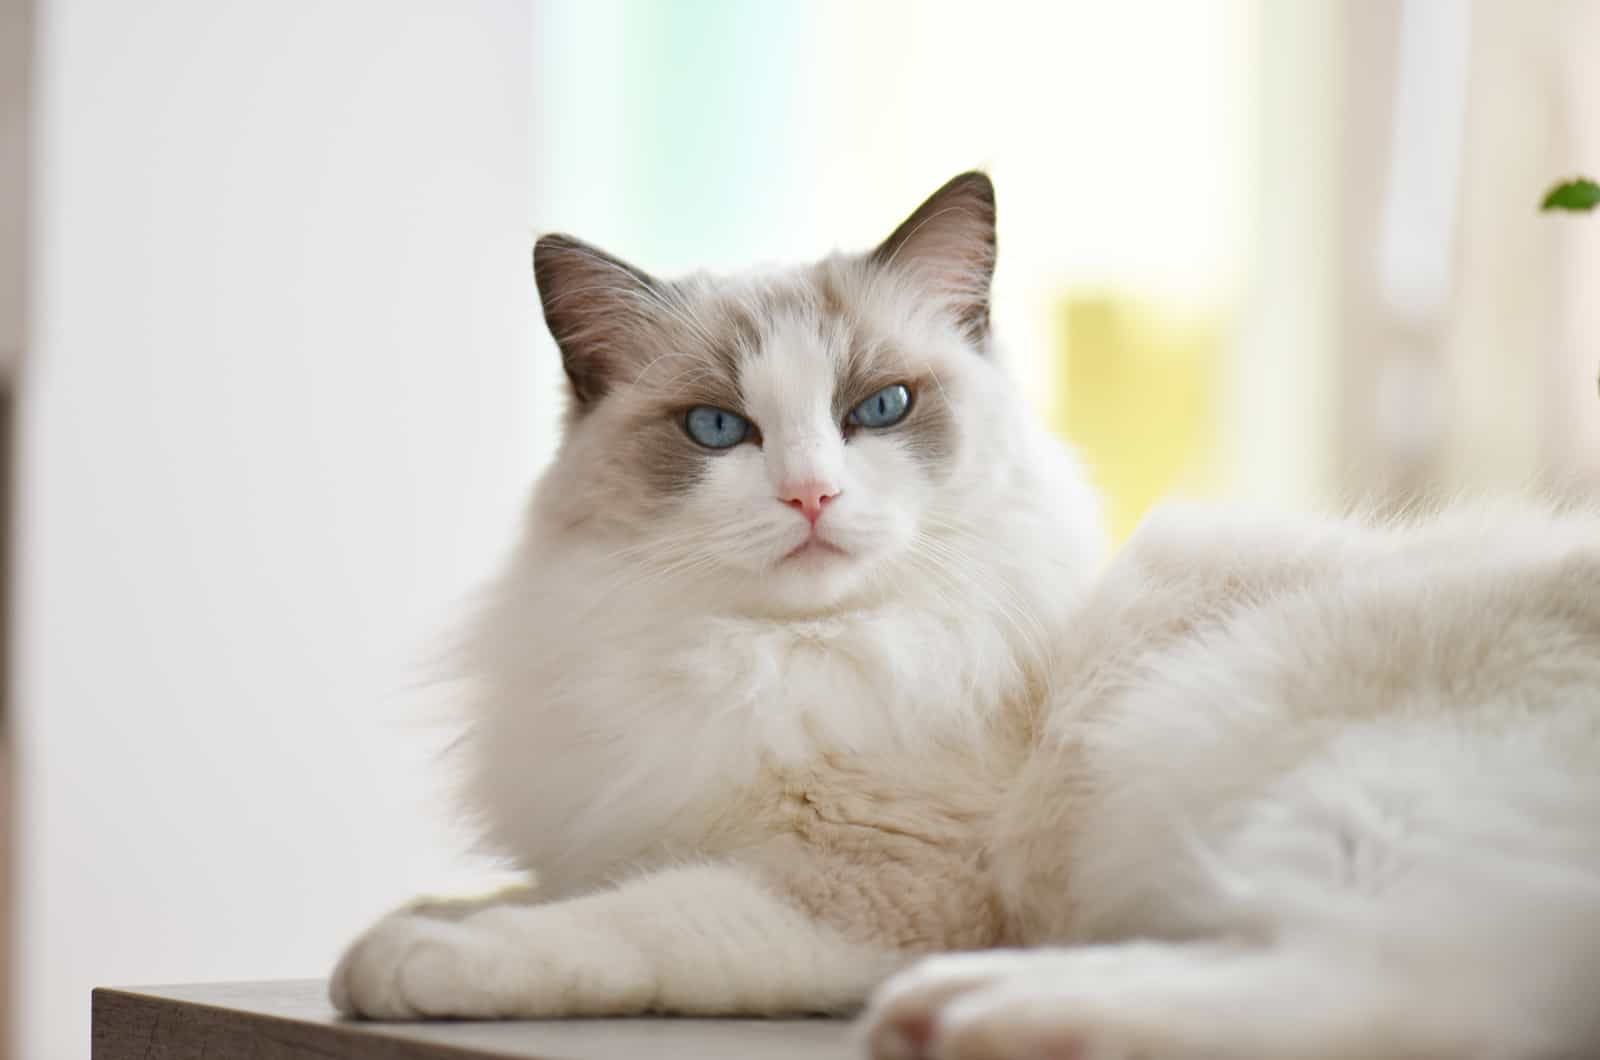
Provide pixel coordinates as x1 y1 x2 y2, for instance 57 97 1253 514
733 546 874 617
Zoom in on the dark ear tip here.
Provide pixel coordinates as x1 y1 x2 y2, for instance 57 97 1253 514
946 170 995 204
925 171 994 218
532 233 660 295
533 233 581 268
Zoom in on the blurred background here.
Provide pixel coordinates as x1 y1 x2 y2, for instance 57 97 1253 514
3 0 1599 1055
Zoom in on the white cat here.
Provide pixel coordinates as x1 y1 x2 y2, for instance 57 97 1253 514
332 173 1600 1060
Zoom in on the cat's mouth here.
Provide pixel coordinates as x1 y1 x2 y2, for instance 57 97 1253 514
781 536 849 563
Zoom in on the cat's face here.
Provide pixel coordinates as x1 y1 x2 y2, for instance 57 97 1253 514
533 173 1007 613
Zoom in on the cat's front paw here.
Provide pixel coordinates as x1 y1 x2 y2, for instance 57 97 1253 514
330 909 533 1020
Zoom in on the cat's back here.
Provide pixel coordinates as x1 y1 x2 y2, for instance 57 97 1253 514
1051 498 1600 779
1008 498 1600 941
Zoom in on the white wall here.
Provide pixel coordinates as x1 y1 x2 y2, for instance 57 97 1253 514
17 3 542 1056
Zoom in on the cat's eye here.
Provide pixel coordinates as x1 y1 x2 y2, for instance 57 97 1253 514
848 384 913 429
684 405 751 449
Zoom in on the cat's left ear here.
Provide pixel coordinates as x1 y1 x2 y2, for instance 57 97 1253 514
533 234 662 407
871 171 997 345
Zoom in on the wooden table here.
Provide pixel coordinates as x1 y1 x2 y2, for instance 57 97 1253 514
91 980 859 1059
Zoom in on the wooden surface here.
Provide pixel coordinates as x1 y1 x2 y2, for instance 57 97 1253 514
91 980 859 1060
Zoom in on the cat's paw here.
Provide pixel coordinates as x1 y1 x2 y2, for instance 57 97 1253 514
860 951 1046 1060
859 946 1256 1060
329 912 503 1019
330 908 538 1020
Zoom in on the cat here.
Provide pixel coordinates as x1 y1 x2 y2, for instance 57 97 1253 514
331 172 1600 1060
330 170 1107 1019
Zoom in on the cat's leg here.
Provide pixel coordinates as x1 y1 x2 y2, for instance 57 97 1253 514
913 756 1600 1058
957 787 1600 1058
331 858 910 1019
860 940 1487 1060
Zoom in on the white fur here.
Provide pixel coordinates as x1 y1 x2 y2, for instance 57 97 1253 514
331 861 900 1018
866 500 1600 1060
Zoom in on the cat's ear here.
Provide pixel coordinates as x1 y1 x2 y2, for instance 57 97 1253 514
870 171 997 344
533 234 662 406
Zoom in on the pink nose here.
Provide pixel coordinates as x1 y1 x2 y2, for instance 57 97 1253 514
780 482 840 526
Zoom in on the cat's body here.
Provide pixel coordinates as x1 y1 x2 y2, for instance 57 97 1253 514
332 173 1600 1059
929 499 1600 1059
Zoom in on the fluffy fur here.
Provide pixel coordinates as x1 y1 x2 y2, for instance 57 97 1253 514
331 173 1600 1060
865 499 1600 1059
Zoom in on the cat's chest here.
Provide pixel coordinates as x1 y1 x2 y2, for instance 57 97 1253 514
630 607 987 755
474 596 1032 890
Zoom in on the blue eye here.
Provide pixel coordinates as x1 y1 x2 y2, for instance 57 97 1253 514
684 405 751 449
849 384 912 429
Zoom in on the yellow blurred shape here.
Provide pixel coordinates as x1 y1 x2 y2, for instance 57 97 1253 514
1054 295 1229 543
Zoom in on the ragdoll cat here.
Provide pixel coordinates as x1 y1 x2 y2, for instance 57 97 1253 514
332 171 1600 1060
331 170 1106 1017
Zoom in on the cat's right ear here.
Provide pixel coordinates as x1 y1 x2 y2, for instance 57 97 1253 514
871 171 997 345
533 234 661 406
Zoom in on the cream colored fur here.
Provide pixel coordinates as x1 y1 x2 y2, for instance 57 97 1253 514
865 500 1600 1059
331 174 1600 1059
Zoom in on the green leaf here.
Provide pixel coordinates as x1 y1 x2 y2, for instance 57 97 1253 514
1542 177 1600 212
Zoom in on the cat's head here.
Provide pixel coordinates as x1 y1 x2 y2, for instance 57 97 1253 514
532 172 1035 614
